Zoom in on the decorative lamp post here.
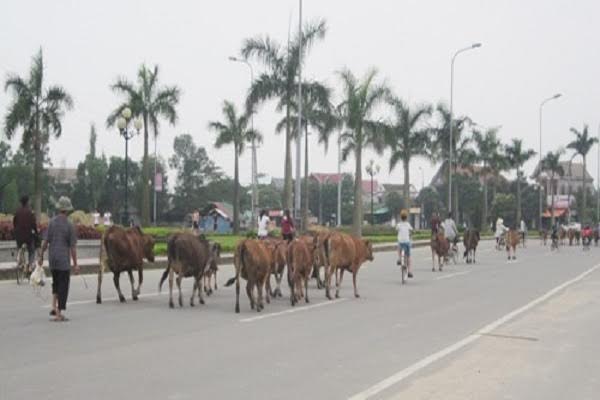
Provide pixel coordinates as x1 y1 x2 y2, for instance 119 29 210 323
366 160 380 225
117 107 142 226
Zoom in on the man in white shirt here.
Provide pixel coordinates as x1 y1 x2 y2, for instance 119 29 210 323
396 210 414 278
519 219 527 246
257 210 270 239
103 211 112 226
92 209 100 227
442 212 458 243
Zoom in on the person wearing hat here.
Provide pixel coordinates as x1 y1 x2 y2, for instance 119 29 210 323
39 196 79 322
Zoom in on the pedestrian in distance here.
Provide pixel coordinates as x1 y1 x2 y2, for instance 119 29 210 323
39 196 79 322
281 209 295 242
257 209 270 240
13 195 39 275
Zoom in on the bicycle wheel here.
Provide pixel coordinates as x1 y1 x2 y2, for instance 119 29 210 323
15 247 25 285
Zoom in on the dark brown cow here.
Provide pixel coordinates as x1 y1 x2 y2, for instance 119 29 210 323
203 242 222 296
97 226 155 304
311 230 332 289
540 229 548 246
287 236 317 306
225 239 272 313
568 229 575 246
159 233 213 308
505 229 520 260
431 232 449 272
263 239 287 298
463 229 480 264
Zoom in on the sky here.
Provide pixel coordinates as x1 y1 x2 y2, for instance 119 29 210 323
1 0 600 192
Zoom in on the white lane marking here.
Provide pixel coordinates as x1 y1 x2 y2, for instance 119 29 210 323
434 271 470 281
239 298 347 323
348 262 600 400
41 291 168 308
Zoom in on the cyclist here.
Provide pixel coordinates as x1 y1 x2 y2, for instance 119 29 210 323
13 195 38 274
442 212 458 247
550 222 560 249
396 210 413 278
495 218 507 249
430 212 441 236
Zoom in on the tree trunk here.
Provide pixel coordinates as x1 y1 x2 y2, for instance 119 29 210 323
283 101 293 210
583 156 587 222
33 132 42 219
516 168 522 224
453 165 459 222
403 158 411 209
550 172 556 227
352 136 363 237
141 114 150 226
233 144 240 234
302 125 309 231
482 175 488 231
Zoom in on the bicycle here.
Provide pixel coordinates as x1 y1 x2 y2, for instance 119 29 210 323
13 244 29 285
398 248 408 284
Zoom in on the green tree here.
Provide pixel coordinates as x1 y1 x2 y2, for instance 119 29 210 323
505 138 536 225
258 183 284 210
567 124 598 222
542 150 565 226
208 101 261 234
384 97 432 208
384 191 405 222
72 124 108 211
99 156 141 222
337 69 390 236
417 186 442 225
242 18 327 211
473 128 502 229
107 64 181 226
431 103 472 220
169 134 222 215
4 49 73 218
491 193 516 227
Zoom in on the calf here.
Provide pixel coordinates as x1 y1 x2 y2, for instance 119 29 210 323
225 239 272 313
287 237 316 305
430 232 449 272
311 230 332 289
97 226 155 304
159 232 212 308
463 229 480 264
203 242 222 296
505 229 520 260
263 239 287 298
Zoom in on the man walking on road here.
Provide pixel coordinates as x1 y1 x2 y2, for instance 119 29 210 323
39 197 79 322
13 195 38 274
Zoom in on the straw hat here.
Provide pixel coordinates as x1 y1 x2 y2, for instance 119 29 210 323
56 196 74 212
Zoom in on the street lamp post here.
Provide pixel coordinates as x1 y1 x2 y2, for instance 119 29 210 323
229 56 258 229
337 129 342 226
294 0 303 230
366 160 380 225
538 93 562 230
117 107 142 226
449 43 481 217
597 123 600 222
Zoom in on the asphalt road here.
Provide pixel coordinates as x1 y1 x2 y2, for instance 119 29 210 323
1 240 599 400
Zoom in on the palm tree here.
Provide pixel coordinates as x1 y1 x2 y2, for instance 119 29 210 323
242 19 327 211
542 150 565 226
473 128 502 229
275 81 333 230
505 138 536 225
384 97 432 208
337 69 390 236
4 49 73 217
107 64 180 226
567 124 598 222
431 103 472 220
209 101 261 234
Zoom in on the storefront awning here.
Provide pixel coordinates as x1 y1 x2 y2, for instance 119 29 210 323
542 208 567 218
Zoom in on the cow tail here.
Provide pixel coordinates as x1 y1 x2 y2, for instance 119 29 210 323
324 237 331 266
159 236 176 292
225 241 246 287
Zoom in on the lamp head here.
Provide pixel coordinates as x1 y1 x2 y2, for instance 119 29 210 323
117 117 127 131
133 117 143 131
472 43 482 48
228 56 238 62
121 107 132 120
553 93 562 99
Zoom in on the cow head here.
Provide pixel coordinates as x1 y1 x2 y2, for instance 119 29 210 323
363 239 374 261
142 234 155 262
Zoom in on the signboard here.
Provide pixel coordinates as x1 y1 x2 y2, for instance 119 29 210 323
154 173 163 192
546 194 575 208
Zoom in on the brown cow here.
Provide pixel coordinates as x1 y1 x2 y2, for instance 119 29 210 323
311 230 332 289
287 236 317 306
225 239 272 313
97 226 155 304
321 233 373 300
505 229 520 260
263 239 287 298
159 233 213 308
463 229 480 264
431 232 449 272
203 242 222 296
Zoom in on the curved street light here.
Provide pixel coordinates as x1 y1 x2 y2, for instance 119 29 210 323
538 93 562 230
117 107 142 226
448 43 482 218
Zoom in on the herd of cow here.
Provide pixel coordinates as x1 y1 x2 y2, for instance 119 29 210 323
96 226 373 313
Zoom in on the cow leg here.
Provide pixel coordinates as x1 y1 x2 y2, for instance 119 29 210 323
191 280 197 307
235 275 240 314
336 268 345 299
304 275 310 303
168 266 175 308
96 259 104 304
214 270 218 291
352 269 360 298
431 249 435 272
176 275 183 307
136 267 143 298
276 271 284 298
264 274 271 305
127 270 138 301
325 265 333 300
246 280 255 310
113 271 126 303
197 273 205 305
256 281 264 312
